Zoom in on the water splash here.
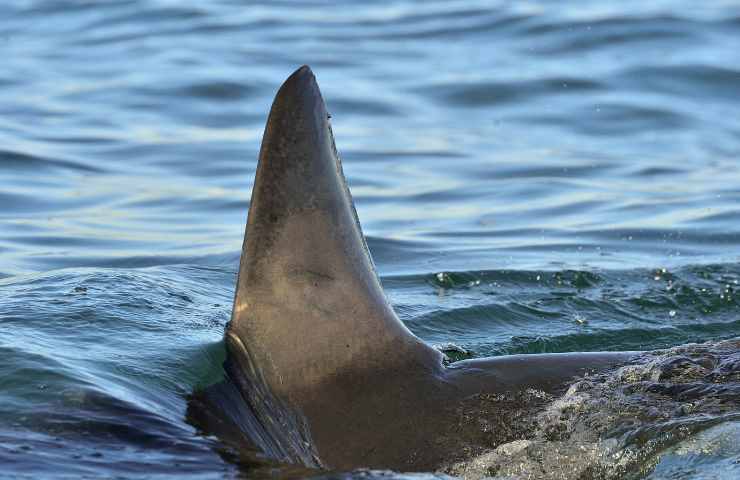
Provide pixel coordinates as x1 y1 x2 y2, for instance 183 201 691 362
444 339 740 479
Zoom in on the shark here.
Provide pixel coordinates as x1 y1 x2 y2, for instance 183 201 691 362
189 66 635 472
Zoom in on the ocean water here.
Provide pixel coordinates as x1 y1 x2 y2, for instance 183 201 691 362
1 1 740 478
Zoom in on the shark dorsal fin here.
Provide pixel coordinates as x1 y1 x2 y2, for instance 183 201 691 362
227 66 442 402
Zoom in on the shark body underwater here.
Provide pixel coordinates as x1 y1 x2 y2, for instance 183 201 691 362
189 66 637 472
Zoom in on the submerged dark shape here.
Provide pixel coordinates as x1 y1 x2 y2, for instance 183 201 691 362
195 66 635 471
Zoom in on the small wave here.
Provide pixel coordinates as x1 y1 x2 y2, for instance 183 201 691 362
418 77 603 108
522 102 691 136
0 149 103 174
523 15 696 55
618 64 740 101
178 81 260 102
328 98 400 117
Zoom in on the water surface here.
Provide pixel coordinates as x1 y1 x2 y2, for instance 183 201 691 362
1 1 739 478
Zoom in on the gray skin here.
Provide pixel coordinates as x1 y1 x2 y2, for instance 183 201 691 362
213 65 635 472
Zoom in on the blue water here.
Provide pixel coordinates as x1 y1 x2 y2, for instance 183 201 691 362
1 1 739 478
